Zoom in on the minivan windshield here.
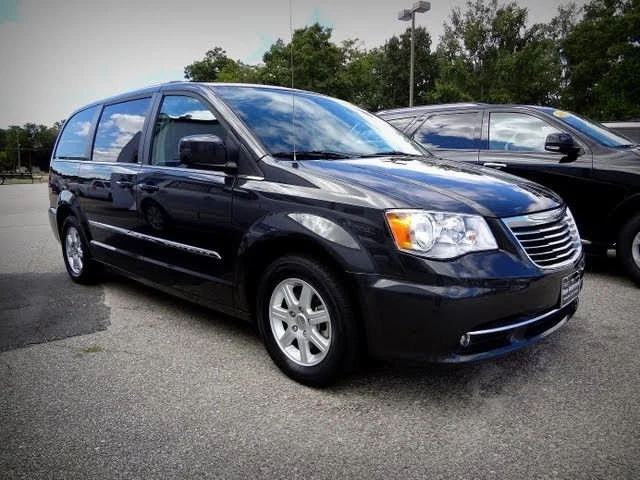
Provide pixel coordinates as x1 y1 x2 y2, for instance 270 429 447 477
537 107 637 148
212 85 427 159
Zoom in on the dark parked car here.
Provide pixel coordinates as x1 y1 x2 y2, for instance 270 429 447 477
603 121 640 144
379 104 640 284
49 84 584 386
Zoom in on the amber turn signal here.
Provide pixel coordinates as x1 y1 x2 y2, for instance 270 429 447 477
385 211 413 249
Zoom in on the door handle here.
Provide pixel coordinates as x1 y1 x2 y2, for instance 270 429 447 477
116 180 134 189
138 183 159 193
483 162 507 169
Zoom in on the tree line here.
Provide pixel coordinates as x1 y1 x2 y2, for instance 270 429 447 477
2 0 637 173
185 0 639 120
0 123 62 172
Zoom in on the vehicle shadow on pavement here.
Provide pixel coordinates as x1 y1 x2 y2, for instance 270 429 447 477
584 252 628 279
0 272 110 352
103 273 259 338
98 271 602 403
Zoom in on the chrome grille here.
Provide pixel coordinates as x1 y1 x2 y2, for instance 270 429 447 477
503 207 582 269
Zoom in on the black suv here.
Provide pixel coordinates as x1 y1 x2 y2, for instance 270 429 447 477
378 104 640 284
49 84 584 386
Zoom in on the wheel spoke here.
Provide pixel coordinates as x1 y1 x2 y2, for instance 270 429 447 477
298 284 313 312
279 328 295 347
271 306 289 324
308 328 329 353
307 308 329 326
298 338 311 364
282 284 298 309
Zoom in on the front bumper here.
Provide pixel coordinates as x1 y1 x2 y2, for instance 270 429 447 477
355 250 584 363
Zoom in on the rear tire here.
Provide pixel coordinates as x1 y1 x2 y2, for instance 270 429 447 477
617 214 640 285
61 216 102 284
256 255 360 387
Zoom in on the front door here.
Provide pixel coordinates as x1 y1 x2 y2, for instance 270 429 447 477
479 110 594 236
133 93 236 306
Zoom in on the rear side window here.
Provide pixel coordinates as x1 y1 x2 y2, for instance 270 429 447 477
92 97 151 163
54 106 98 159
414 113 478 149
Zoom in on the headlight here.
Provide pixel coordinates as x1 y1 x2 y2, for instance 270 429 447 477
385 210 498 259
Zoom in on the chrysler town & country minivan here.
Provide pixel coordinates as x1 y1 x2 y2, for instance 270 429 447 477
49 83 584 386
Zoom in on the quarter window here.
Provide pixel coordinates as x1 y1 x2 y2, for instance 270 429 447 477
489 112 560 152
387 117 415 133
54 106 98 159
414 113 478 149
92 98 151 163
151 95 223 167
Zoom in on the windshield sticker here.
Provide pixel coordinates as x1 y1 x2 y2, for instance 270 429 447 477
553 110 570 118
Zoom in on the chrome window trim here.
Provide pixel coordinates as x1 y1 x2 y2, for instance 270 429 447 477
88 221 221 260
48 158 263 180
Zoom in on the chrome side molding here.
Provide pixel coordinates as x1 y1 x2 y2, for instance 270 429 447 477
88 220 222 260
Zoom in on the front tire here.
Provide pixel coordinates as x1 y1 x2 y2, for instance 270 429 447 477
256 255 360 387
61 216 101 284
617 214 640 285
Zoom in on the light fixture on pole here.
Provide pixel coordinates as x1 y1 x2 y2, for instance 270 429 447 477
398 1 430 107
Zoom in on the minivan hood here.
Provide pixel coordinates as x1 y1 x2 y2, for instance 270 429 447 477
300 156 563 218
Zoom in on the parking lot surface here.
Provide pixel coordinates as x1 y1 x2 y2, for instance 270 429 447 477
1 183 638 479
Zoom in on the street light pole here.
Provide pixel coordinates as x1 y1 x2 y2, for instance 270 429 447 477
398 1 431 107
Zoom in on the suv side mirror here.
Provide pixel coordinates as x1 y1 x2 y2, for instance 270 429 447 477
179 134 229 168
545 133 580 156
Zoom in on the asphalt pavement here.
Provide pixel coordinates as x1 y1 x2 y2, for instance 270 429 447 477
1 183 638 479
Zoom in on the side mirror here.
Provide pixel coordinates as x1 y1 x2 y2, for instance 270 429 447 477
179 134 228 168
545 133 580 156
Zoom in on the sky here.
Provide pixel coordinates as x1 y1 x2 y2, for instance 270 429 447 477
0 0 587 128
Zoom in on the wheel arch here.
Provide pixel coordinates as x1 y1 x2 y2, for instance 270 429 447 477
55 193 89 239
604 193 640 245
234 212 374 334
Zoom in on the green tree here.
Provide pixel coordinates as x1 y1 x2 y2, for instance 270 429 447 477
184 47 261 83
562 0 640 120
373 27 438 109
432 0 563 105
260 24 346 97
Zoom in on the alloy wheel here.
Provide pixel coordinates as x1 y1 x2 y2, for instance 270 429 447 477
632 232 640 269
269 278 332 366
65 226 84 275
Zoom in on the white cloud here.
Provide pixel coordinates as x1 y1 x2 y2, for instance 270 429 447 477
0 0 587 128
75 121 91 137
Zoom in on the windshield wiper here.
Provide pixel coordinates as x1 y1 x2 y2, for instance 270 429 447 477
272 150 356 160
359 151 424 158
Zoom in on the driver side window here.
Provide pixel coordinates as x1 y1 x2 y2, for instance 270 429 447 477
489 112 560 152
151 95 225 167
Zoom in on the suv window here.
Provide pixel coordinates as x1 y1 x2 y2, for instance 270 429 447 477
92 97 151 163
151 95 223 167
54 106 97 159
387 117 415 133
414 113 478 150
489 112 560 152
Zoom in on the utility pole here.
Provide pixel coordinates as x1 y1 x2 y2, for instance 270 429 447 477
16 130 21 170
